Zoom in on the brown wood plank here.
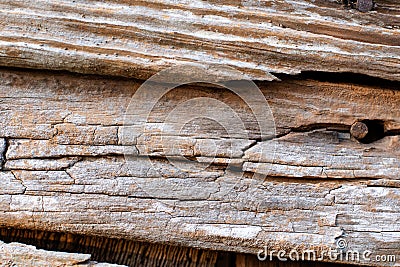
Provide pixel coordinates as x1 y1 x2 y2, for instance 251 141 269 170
0 68 399 266
0 0 399 81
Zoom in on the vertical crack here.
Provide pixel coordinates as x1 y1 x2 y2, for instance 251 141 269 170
10 170 27 194
1 138 9 170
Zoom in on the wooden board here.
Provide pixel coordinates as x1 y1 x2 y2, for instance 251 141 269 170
0 68 399 266
0 240 123 266
0 0 399 81
1 0 400 266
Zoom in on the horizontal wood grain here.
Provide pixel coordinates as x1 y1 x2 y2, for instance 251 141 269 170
0 0 399 81
0 68 399 266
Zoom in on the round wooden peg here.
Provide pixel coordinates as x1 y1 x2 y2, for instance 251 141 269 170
350 121 369 140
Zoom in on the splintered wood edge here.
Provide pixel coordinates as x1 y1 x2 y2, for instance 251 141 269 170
0 0 399 81
0 240 125 266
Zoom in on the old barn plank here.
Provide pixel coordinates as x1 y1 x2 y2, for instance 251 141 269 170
0 68 398 265
0 0 399 81
0 0 399 266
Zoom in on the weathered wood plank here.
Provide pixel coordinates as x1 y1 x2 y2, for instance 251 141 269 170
0 240 124 266
0 0 399 81
0 69 399 266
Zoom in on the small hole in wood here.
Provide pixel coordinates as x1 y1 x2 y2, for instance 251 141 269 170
351 120 385 144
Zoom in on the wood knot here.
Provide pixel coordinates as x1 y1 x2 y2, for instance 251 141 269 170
350 121 368 140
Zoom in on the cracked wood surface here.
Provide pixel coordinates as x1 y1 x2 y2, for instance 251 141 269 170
0 68 399 266
0 0 399 81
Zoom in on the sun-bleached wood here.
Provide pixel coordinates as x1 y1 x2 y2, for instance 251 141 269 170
0 68 399 266
0 0 399 81
0 240 124 266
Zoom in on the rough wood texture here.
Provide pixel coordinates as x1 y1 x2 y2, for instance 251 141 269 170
0 0 399 81
0 68 399 266
0 240 123 266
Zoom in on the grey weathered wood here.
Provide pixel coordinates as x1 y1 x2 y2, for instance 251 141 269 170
0 0 399 81
243 130 400 179
0 240 124 266
0 68 399 266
